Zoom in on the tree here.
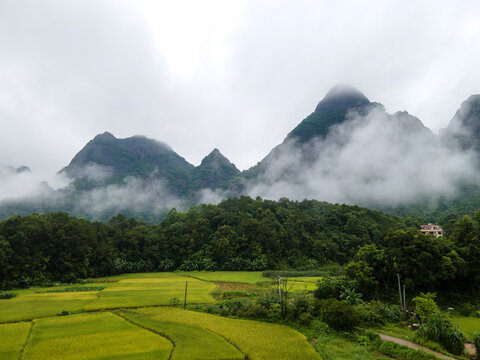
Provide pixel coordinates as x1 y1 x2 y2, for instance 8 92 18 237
413 292 439 322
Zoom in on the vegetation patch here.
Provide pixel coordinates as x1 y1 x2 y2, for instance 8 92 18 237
37 286 105 293
133 307 321 360
379 341 438 360
215 281 259 291
22 312 173 360
0 291 16 299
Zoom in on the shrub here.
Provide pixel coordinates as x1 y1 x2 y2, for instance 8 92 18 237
354 330 381 349
416 314 466 356
289 294 313 319
57 310 70 316
238 302 268 318
473 333 480 357
314 277 357 300
357 303 385 327
257 295 279 310
0 291 16 299
313 298 360 331
262 270 325 278
413 293 439 322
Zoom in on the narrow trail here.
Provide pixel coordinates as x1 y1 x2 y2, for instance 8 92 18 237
378 333 455 360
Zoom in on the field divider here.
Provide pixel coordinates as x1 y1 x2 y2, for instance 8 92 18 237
111 310 176 360
18 320 34 360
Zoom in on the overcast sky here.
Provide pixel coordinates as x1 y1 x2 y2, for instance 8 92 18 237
1 0 480 174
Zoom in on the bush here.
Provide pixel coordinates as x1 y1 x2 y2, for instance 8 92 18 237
416 314 466 356
0 291 16 299
238 302 268 318
262 270 325 278
289 294 313 319
473 333 480 357
314 277 357 300
354 330 381 349
313 298 360 331
357 303 385 327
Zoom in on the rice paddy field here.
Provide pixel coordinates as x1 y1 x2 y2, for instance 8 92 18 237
452 316 480 341
121 307 321 360
0 271 322 359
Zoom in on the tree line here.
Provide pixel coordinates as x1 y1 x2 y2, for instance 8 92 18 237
1 196 478 298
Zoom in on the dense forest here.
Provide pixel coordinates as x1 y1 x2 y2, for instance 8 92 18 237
1 196 479 300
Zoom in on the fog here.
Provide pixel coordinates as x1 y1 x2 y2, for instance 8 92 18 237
245 107 478 207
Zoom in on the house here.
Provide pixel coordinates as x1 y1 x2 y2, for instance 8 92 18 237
419 223 443 237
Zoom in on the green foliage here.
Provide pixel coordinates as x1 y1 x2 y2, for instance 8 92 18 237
0 197 403 290
314 277 357 300
0 291 16 299
313 298 360 331
379 341 438 360
262 270 326 278
37 286 105 293
416 314 466 356
473 332 480 357
413 293 439 321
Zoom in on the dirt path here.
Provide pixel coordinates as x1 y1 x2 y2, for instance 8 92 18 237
378 333 455 360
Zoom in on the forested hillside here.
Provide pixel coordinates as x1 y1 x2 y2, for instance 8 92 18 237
1 197 478 299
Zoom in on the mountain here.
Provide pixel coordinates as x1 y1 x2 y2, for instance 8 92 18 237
244 85 384 179
61 132 194 195
0 165 31 177
2 85 480 223
192 148 240 190
444 95 480 153
286 85 373 144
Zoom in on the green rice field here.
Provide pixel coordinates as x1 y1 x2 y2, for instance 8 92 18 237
452 316 480 341
0 322 31 359
0 272 321 359
23 312 172 360
123 307 321 360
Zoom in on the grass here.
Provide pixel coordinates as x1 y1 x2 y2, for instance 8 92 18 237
182 271 267 284
22 312 173 360
131 306 321 360
0 322 31 359
378 324 416 342
119 311 244 360
313 334 378 360
451 316 480 341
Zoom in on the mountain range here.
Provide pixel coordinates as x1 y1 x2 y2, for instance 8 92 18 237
2 85 480 222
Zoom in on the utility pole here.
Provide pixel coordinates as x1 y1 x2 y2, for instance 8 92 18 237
397 274 403 311
403 284 406 312
184 280 188 310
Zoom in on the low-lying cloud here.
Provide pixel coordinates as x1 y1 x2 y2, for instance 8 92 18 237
245 107 478 207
